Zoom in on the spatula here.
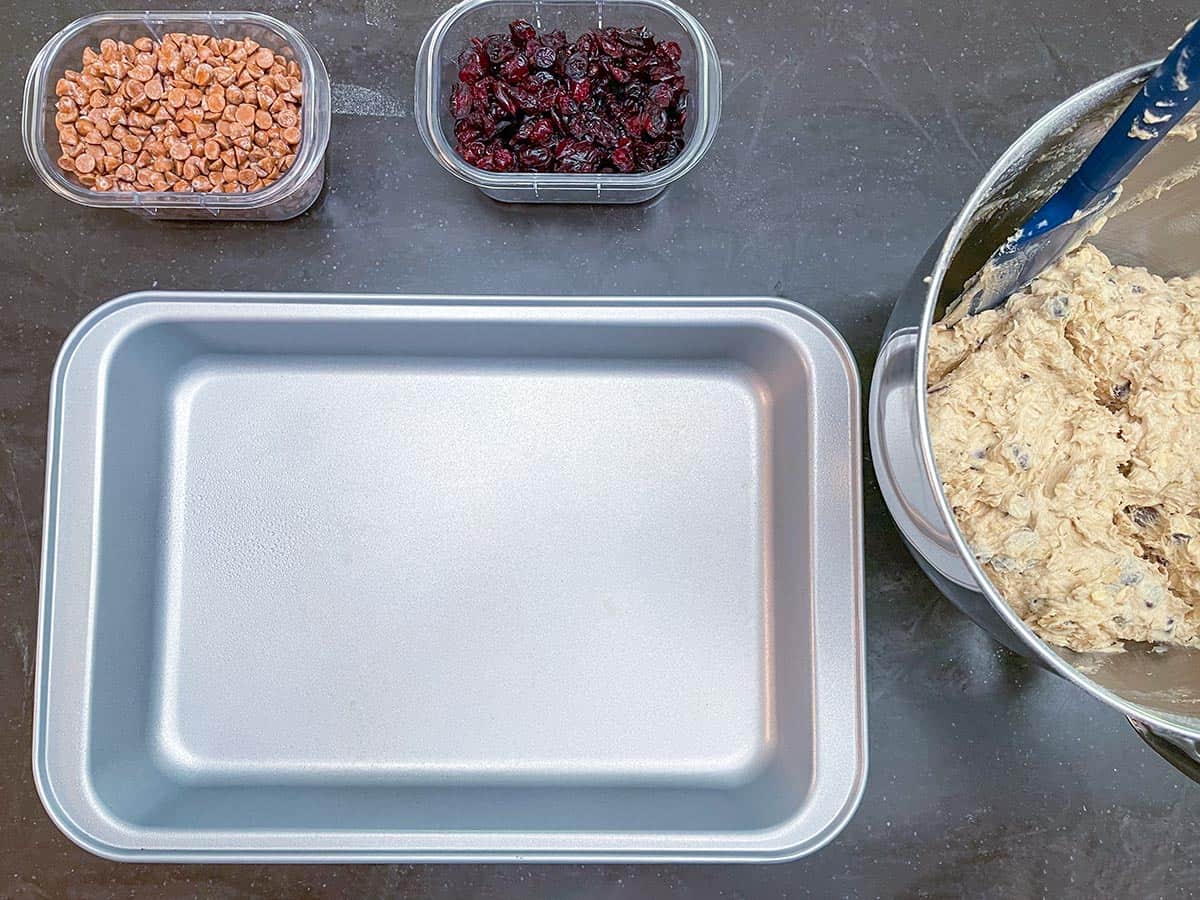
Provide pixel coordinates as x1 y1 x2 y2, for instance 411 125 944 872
952 19 1200 321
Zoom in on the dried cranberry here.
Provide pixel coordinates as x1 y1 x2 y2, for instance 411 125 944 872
618 26 651 48
493 82 518 116
543 29 568 50
450 82 474 118
574 32 599 56
476 145 517 172
501 53 529 80
514 84 541 111
656 40 682 62
570 78 591 102
484 34 516 64
530 44 557 69
516 117 556 146
555 139 600 172
649 82 674 107
623 50 649 73
509 18 537 43
534 120 557 145
589 119 619 147
519 146 552 168
474 110 496 135
671 88 689 119
555 93 579 116
598 32 625 57
563 52 589 82
454 120 481 144
645 107 668 139
611 140 635 172
457 46 487 82
608 64 631 83
461 140 486 164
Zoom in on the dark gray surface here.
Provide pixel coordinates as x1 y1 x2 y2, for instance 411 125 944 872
1 0 1197 897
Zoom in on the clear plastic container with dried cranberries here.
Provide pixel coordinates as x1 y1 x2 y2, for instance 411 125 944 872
416 0 720 203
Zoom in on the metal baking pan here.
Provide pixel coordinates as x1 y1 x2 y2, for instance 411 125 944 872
35 292 865 862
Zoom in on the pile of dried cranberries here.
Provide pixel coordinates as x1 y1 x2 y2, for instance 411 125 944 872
450 19 688 174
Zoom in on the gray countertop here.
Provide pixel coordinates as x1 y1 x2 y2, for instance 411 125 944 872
2 1 1198 897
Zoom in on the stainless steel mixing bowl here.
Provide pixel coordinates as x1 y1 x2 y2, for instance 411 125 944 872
871 61 1200 780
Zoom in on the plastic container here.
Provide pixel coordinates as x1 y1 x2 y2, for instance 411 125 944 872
415 0 720 203
22 11 331 221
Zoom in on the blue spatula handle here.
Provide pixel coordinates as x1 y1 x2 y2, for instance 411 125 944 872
1015 19 1200 246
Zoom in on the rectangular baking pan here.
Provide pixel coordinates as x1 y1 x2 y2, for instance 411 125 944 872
34 292 865 862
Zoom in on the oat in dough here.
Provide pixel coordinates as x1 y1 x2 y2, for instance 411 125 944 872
928 243 1200 652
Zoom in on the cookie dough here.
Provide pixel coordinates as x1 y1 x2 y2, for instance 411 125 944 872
928 243 1200 652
